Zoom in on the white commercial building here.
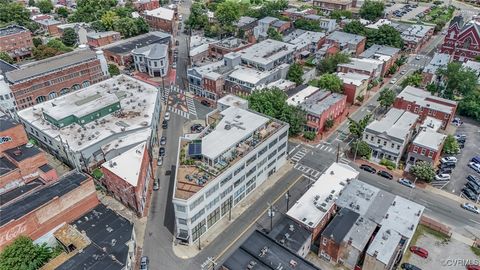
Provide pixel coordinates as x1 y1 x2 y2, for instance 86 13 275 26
363 108 419 165
172 105 289 244
132 43 169 77
17 75 161 170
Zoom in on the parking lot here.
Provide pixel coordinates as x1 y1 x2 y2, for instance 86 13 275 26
441 118 480 201
403 228 479 270
386 3 431 21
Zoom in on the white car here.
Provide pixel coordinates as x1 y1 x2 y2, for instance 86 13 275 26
415 55 421 60
164 112 170 121
157 156 163 166
179 14 183 21
435 174 451 181
389 78 397 84
468 162 480 173
401 70 406 75
461 203 479 214
441 157 458 164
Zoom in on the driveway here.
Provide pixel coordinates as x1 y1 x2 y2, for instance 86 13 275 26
442 118 480 199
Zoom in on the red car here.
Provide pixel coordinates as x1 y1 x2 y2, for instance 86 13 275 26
467 265 480 270
409 246 428 258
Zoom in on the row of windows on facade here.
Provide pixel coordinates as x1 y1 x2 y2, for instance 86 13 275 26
412 145 435 158
406 104 449 119
18 81 90 108
364 134 402 151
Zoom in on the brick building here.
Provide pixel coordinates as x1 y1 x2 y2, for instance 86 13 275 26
3 48 109 110
359 45 400 77
0 25 34 61
208 37 253 59
336 72 369 104
86 31 121 48
325 31 366 56
406 117 446 168
313 0 357 14
133 0 160 11
143 7 176 35
36 18 62 36
0 113 57 193
337 58 384 80
393 86 458 129
440 15 480 62
400 24 434 53
101 142 154 217
0 171 98 250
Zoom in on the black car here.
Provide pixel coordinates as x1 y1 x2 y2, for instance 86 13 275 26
159 147 166 156
360 164 377 174
377 170 393 180
160 136 167 145
468 175 480 187
162 120 168 129
439 162 456 169
466 181 480 195
437 167 453 175
140 256 149 270
201 100 211 107
190 123 203 133
401 263 421 270
462 187 478 201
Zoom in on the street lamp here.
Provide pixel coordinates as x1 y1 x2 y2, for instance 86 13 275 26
268 203 275 232
285 191 291 211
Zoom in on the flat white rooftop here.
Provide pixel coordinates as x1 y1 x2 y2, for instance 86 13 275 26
286 163 359 229
201 106 269 160
287 85 319 106
336 72 370 86
366 108 418 141
338 58 384 73
237 39 295 66
217 94 248 109
228 64 288 85
398 86 457 114
101 142 146 186
144 7 175 20
413 129 446 151
18 75 158 152
366 226 402 265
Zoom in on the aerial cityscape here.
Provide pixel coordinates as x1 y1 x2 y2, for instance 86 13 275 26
1 0 480 269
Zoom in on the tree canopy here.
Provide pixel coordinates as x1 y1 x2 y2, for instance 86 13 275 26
367 25 403 48
317 53 351 74
348 114 372 139
437 62 478 99
330 10 352 20
68 0 118 23
343 20 366 35
350 140 372 159
0 1 38 32
267 27 283 41
360 0 385 21
315 73 343 93
33 39 72 60
215 1 241 27
443 134 460 155
108 63 120 76
0 236 55 270
0 52 13 64
401 72 423 88
61 28 78 47
294 19 321 32
56 6 69 18
410 161 435 183
36 0 54 14
185 2 209 30
378 88 396 109
287 63 304 85
247 88 306 136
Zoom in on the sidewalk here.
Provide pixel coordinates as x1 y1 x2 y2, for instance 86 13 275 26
172 162 294 259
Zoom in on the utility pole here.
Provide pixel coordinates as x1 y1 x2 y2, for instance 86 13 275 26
267 203 275 232
198 223 205 250
228 196 232 221
285 190 290 211
336 143 340 163
353 139 360 162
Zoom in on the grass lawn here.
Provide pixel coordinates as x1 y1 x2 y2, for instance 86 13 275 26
421 6 455 23
472 246 480 258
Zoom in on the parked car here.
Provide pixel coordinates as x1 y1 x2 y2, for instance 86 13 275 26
389 78 397 84
162 120 168 129
401 70 407 75
465 181 480 195
471 156 480 164
175 40 179 46
157 156 163 166
360 164 377 174
462 187 478 201
409 246 429 258
437 167 453 175
153 181 159 191
452 117 463 126
159 147 166 156
201 100 211 107
179 14 183 20
160 136 167 145
164 112 170 121
435 174 451 181
377 170 393 180
398 178 415 188
401 263 421 270
455 134 467 142
441 156 457 164
190 123 203 133
467 264 480 270
140 256 149 270
468 162 480 173
461 203 479 214
415 55 421 60
467 175 480 187
439 161 456 169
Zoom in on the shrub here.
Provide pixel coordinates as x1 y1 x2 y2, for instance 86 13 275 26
380 158 396 169
303 131 316 141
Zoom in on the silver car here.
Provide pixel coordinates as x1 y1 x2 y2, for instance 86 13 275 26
461 203 479 214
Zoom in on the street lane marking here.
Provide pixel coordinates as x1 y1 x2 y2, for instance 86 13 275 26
377 182 388 187
469 219 480 226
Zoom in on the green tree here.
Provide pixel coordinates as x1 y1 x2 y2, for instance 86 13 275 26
68 0 118 23
317 52 351 74
437 62 478 99
33 37 43 47
315 73 343 93
101 10 119 30
108 63 120 76
114 17 138 38
356 95 364 104
36 0 54 14
29 0 35 6
0 52 14 64
287 63 304 85
215 1 240 26
303 131 316 140
267 27 283 41
458 92 480 121
293 19 321 32
0 236 55 270
56 6 69 18
46 38 71 52
388 65 398 75
330 10 352 20
247 88 306 136
185 2 209 30
367 25 403 48
410 161 436 183
400 72 423 88
350 140 372 159
378 88 395 109
348 114 372 139
33 45 60 59
324 117 335 130
0 2 30 26
61 28 78 47
135 18 149 34
343 20 366 35
443 135 460 155
360 0 385 21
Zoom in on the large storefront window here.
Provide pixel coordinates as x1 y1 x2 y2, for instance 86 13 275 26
207 207 220 228
221 197 232 217
192 219 206 242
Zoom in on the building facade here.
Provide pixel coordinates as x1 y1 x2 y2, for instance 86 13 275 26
3 49 109 110
312 0 356 14
325 31 366 56
336 72 369 104
86 31 121 48
143 7 176 35
173 106 289 245
440 15 480 62
0 25 34 61
132 43 169 77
